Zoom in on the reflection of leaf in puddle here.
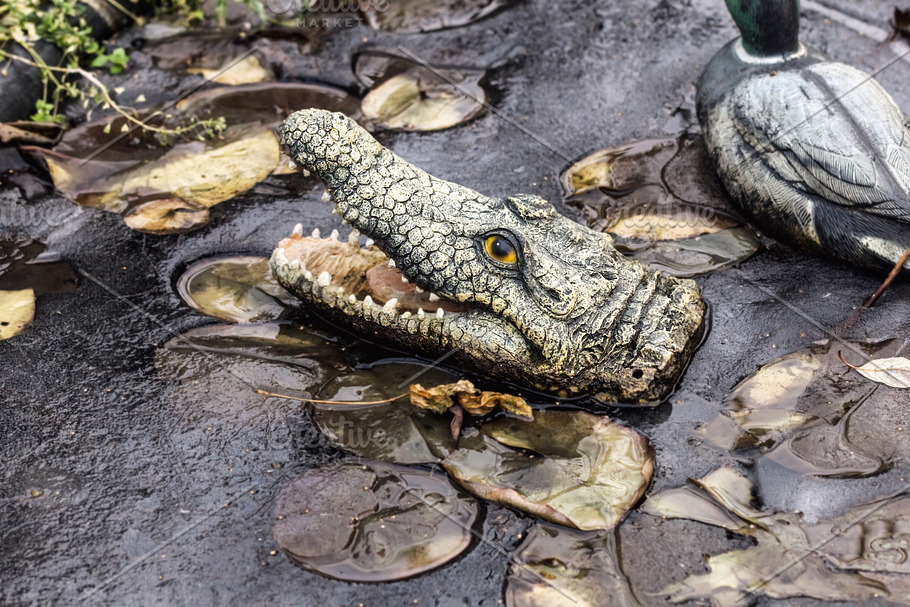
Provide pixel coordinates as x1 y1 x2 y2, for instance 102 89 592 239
444 410 654 530
273 462 479 582
356 50 488 132
561 134 759 276
361 0 516 32
0 288 35 340
176 256 299 323
506 524 639 607
698 339 904 477
644 467 910 606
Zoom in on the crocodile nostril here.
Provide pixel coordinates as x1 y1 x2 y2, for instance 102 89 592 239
632 369 644 379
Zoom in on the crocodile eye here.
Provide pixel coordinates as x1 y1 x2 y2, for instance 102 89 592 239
484 235 518 264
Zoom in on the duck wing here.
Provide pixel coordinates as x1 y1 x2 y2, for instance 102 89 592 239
730 62 910 223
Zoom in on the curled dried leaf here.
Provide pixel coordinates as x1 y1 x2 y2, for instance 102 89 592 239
840 351 910 389
410 380 533 419
409 379 477 414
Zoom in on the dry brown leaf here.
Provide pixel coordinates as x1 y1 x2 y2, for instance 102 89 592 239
850 356 910 389
409 379 477 414
0 288 36 340
410 380 533 419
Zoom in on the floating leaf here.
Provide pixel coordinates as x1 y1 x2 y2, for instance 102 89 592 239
156 322 342 398
697 339 902 477
356 50 487 132
37 82 359 231
273 462 479 582
506 524 637 607
122 198 210 234
561 134 758 276
176 256 298 323
443 410 653 530
0 288 35 340
187 55 271 85
361 0 515 32
0 236 77 295
842 354 910 389
645 468 910 606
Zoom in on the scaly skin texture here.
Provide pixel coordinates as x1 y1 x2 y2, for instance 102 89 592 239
271 109 706 405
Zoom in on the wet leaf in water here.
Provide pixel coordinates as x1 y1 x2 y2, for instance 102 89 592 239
505 524 637 607
37 82 359 231
310 362 461 464
617 227 761 278
645 467 910 606
122 198 210 234
156 322 340 396
698 339 903 477
0 289 35 340
46 125 280 212
0 121 63 146
561 135 758 276
443 410 654 530
0 236 77 295
356 50 487 131
187 55 271 85
176 256 298 323
842 355 910 389
273 462 479 582
361 0 515 32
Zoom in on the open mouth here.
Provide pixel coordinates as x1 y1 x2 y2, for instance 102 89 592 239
271 223 469 323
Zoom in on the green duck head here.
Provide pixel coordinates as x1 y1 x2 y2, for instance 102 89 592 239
725 0 801 57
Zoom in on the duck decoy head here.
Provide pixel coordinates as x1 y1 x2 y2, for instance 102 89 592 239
725 0 801 57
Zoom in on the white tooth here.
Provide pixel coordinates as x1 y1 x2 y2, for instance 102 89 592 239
273 247 288 265
428 293 439 301
388 259 396 268
401 311 412 318
383 298 398 312
293 223 303 236
301 169 311 177
415 286 424 294
364 295 374 307
349 294 357 303
305 270 313 281
331 208 339 215
317 271 332 287
287 160 297 170
337 286 345 294
321 190 331 202
365 238 374 248
311 228 320 239
289 259 301 270
417 308 425 317
348 229 361 244
341 219 349 226
329 229 339 241
401 275 409 284
436 308 444 319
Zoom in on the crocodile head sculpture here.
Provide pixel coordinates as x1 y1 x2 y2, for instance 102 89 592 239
271 109 706 405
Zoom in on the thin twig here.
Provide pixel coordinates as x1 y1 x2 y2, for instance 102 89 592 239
256 389 409 406
863 246 910 308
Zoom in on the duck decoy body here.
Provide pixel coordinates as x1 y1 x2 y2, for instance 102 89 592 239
698 0 910 275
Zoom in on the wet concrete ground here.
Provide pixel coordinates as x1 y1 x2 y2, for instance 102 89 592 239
2 0 910 605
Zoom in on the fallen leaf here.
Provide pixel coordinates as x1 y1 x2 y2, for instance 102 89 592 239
409 379 477 414
122 198 210 234
0 288 35 340
273 462 479 582
842 353 910 389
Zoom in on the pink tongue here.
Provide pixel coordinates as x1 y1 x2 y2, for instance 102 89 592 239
365 263 464 313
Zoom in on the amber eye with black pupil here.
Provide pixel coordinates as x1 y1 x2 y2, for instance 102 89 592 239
484 235 518 264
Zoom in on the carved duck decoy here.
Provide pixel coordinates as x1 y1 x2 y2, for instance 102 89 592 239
697 0 910 276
